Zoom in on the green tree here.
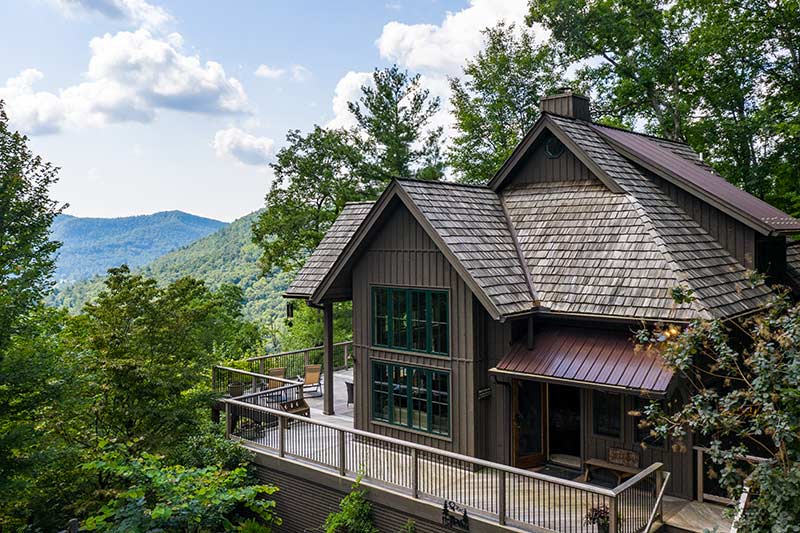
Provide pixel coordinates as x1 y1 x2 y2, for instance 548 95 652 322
0 101 64 353
637 292 800 531
449 22 563 183
252 127 367 273
84 446 280 532
349 65 445 183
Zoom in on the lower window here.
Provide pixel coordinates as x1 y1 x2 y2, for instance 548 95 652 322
371 361 450 436
593 391 622 438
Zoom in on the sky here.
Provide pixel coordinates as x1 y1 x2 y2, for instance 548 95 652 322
0 0 535 222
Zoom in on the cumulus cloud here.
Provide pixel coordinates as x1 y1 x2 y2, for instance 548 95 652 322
0 29 250 134
213 127 275 166
291 65 312 82
254 64 286 79
53 0 172 30
326 71 373 129
376 0 535 76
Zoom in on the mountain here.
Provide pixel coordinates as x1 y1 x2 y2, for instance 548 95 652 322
51 210 227 282
50 211 291 324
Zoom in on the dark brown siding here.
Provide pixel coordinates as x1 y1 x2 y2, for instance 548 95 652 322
647 171 757 269
352 204 480 456
582 392 694 500
510 135 596 186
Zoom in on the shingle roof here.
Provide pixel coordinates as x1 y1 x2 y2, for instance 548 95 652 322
549 115 775 319
493 326 674 395
397 179 536 317
593 123 800 234
285 201 373 298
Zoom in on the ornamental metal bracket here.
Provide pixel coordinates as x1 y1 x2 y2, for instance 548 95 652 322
441 500 469 531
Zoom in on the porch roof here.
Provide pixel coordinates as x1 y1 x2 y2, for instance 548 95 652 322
491 327 674 396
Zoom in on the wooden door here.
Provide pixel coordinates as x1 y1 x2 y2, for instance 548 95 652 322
512 380 546 468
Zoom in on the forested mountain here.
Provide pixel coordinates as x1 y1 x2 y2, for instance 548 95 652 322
51 211 226 282
50 211 290 324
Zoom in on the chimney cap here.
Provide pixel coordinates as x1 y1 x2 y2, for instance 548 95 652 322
540 89 591 121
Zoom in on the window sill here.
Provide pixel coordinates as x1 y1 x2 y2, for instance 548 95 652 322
370 346 450 362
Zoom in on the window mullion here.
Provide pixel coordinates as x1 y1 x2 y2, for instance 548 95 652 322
427 370 433 432
426 291 432 353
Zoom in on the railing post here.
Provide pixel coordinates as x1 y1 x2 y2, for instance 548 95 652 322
656 468 664 521
344 343 349 369
338 429 346 476
259 359 265 375
697 447 704 502
609 497 618 533
498 470 506 525
411 448 419 499
224 402 231 438
278 415 286 458
212 366 218 393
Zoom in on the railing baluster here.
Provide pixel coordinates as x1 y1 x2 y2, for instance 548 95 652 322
338 429 346 476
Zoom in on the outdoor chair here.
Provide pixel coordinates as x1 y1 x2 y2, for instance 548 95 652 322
303 364 322 397
267 367 286 390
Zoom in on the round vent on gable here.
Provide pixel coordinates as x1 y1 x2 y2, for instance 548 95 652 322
545 136 565 159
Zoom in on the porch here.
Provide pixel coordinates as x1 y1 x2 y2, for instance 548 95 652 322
211 347 734 533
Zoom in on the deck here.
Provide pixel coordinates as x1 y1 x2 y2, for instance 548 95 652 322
213 361 732 533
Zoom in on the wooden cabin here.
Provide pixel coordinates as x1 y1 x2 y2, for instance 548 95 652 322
284 90 800 502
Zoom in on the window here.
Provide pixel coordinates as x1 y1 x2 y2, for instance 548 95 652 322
593 391 622 438
371 287 449 355
633 397 665 447
371 361 450 436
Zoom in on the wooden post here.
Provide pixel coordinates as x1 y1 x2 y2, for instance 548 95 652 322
259 359 265 375
212 366 218 393
344 343 350 369
338 429 346 476
697 447 705 502
323 301 335 415
656 469 664 522
411 448 419 499
498 470 506 525
609 497 618 533
278 415 286 458
225 402 231 438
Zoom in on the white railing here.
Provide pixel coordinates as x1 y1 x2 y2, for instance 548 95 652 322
222 398 665 533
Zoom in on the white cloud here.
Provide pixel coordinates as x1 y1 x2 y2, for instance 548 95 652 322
213 127 275 166
326 71 373 129
0 29 250 134
290 65 312 82
254 64 286 79
376 0 535 76
53 0 172 30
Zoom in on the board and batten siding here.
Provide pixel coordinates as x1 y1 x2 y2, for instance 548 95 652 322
512 133 596 185
351 204 480 457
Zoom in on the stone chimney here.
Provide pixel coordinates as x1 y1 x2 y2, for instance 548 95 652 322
540 87 591 121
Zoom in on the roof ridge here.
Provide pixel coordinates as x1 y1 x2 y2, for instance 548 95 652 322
589 120 693 147
344 201 375 205
395 177 491 190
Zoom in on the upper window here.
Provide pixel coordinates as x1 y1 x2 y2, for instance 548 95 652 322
372 287 449 355
593 391 622 438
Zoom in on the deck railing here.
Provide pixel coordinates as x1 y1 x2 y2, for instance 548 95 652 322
212 365 301 398
222 398 665 533
241 341 353 379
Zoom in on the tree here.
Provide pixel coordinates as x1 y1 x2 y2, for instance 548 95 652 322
636 291 800 531
324 478 377 533
349 65 445 183
449 22 563 184
0 101 64 353
252 126 367 273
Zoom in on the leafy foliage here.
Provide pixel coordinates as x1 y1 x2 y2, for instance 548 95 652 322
638 293 800 531
448 22 563 183
0 101 64 352
324 478 378 533
51 211 225 282
83 446 280 532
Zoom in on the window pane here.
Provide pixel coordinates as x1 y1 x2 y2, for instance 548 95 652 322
391 290 408 348
373 288 389 346
410 369 428 430
431 292 448 354
593 391 621 438
372 363 389 421
634 397 665 446
391 366 409 425
410 291 428 351
430 371 449 435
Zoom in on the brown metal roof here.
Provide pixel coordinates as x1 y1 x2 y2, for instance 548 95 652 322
593 124 800 235
493 327 674 395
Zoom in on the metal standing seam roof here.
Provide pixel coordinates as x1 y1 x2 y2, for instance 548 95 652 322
492 326 674 395
593 124 800 234
548 115 776 320
285 201 374 298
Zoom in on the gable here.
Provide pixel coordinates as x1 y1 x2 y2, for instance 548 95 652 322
504 130 599 187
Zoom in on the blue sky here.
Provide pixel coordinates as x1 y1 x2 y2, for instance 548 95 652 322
1 0 532 221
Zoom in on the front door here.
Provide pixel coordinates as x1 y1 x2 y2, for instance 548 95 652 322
512 380 546 468
547 384 582 468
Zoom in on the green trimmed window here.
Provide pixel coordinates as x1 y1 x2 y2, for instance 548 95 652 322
371 361 450 436
371 287 449 355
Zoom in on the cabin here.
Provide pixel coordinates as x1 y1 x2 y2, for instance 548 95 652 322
220 90 800 532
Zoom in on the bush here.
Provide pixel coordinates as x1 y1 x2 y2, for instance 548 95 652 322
324 478 377 533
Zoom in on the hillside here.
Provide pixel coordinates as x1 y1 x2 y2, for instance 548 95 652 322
50 211 291 324
51 211 226 282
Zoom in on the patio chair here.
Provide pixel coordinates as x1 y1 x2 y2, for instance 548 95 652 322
303 364 322 397
267 367 286 390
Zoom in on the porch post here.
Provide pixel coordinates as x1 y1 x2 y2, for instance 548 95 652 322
323 301 335 415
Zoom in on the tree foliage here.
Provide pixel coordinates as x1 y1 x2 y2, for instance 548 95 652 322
324 478 378 533
637 293 800 531
449 22 563 183
0 101 64 352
